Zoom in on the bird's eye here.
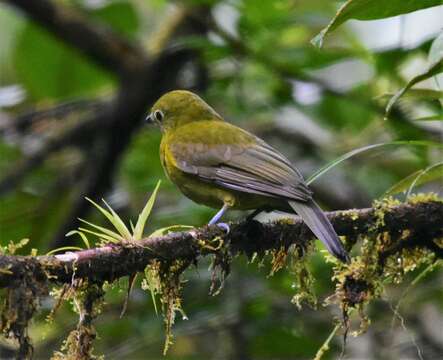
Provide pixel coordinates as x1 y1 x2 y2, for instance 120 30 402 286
154 110 164 122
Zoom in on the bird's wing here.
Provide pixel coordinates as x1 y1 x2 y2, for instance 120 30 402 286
168 121 312 202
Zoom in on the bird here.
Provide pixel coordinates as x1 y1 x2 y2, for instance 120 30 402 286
146 90 349 263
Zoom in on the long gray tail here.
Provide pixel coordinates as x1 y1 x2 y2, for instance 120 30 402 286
289 200 350 263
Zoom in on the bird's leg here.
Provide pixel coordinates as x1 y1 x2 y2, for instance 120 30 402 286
208 203 229 224
208 204 230 233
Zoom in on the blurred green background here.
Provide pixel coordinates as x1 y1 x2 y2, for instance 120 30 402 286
0 0 442 359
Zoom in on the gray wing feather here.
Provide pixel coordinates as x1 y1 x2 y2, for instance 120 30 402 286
171 138 312 202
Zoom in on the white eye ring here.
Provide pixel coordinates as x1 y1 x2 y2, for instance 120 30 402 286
154 110 164 122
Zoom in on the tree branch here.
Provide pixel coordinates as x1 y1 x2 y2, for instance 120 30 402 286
0 98 106 136
4 0 147 76
1 201 441 288
0 113 106 196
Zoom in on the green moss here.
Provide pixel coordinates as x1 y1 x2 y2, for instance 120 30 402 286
290 256 317 310
408 192 441 204
267 241 317 309
51 282 104 360
326 194 441 341
340 209 360 221
141 259 190 355
269 246 288 276
1 238 30 255
0 260 48 358
47 284 72 323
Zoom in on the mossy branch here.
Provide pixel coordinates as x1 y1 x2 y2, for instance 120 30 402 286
1 196 442 357
1 198 442 288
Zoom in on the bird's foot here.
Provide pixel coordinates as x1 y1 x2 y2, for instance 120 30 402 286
213 222 230 234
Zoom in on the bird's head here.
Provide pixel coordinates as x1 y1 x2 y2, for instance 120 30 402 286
146 90 222 132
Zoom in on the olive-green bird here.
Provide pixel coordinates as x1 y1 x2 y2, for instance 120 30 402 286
146 90 349 263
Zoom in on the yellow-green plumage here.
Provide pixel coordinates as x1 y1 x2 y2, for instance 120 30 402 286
148 90 349 263
161 120 281 210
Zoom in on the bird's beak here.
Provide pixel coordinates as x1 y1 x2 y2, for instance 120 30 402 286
145 113 153 124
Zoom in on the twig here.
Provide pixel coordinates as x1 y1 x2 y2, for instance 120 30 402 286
0 115 106 196
314 323 341 360
0 98 106 135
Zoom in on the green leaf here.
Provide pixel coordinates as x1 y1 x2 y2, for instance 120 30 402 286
312 0 443 48
377 89 443 102
384 57 443 119
149 225 194 238
12 1 139 100
101 199 132 240
78 218 123 242
85 198 131 240
406 162 443 198
307 141 443 185
66 230 90 249
78 227 120 244
89 2 139 38
133 180 161 241
46 246 84 256
429 31 443 89
0 6 25 79
413 114 443 121
383 162 443 196
14 22 113 100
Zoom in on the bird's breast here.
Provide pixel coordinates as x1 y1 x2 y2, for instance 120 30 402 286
160 136 222 207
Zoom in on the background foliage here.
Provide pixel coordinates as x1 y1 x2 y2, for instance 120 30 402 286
0 0 442 359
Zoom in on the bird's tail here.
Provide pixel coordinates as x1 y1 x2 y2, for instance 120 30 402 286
289 200 350 263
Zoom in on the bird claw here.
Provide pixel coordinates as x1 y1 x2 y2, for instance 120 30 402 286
214 222 230 234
